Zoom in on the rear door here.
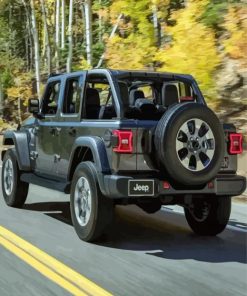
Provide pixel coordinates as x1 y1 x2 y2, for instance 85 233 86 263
56 72 86 179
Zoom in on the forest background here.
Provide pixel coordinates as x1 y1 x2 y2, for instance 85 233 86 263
0 0 246 138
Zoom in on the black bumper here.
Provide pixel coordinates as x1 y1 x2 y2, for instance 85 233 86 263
100 174 246 199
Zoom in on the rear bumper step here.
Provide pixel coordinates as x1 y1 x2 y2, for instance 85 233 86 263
101 174 246 199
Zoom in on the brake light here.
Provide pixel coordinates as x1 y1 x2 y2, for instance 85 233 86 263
229 133 243 154
180 96 194 102
113 130 133 153
163 181 170 189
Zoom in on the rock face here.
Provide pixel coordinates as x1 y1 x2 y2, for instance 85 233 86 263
215 58 247 143
216 58 247 102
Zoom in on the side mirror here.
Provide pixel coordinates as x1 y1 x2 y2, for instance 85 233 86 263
28 98 40 114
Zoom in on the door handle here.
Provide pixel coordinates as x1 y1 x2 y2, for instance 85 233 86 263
68 127 76 137
32 126 39 135
49 127 61 136
55 127 61 135
49 127 56 136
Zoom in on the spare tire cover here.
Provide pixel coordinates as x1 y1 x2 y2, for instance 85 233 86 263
154 103 225 185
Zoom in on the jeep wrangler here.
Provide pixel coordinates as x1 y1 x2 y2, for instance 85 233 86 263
1 69 246 242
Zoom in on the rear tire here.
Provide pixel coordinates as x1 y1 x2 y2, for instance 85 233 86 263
70 161 114 242
184 196 231 236
154 103 225 185
1 149 29 208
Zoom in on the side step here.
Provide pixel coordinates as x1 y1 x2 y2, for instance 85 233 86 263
20 173 70 194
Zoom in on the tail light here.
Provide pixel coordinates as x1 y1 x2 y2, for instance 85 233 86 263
180 96 194 102
229 133 243 154
112 130 133 153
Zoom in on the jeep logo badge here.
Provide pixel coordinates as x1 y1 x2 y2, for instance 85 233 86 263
128 180 154 196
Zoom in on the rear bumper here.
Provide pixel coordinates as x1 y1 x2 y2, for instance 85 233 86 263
100 174 246 199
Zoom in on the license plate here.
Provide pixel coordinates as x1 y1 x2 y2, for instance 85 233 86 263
128 180 154 196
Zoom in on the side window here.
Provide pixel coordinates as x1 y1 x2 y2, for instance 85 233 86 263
137 85 153 100
42 81 61 115
63 77 81 114
83 79 116 120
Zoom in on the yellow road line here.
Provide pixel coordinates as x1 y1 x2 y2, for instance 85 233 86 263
0 235 87 296
0 226 113 296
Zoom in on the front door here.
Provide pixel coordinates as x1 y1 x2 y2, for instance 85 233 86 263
35 79 62 177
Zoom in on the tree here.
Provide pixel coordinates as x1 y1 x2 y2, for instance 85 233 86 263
67 0 74 72
55 0 60 71
156 0 220 98
84 0 93 66
61 0 66 49
30 0 41 98
0 73 3 116
40 0 52 74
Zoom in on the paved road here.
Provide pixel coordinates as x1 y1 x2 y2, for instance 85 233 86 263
0 182 247 295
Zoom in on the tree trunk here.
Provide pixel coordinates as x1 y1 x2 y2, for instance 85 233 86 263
66 0 73 73
40 0 52 74
96 14 123 68
0 74 4 116
61 0 65 49
84 0 92 67
55 0 60 72
22 1 33 72
98 0 102 43
30 0 41 99
152 4 161 47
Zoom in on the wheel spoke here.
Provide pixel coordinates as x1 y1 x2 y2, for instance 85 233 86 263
187 120 195 135
198 122 209 138
74 177 92 227
181 152 192 169
195 154 204 170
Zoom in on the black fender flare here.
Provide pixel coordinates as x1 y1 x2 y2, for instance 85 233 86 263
2 131 31 171
68 136 111 179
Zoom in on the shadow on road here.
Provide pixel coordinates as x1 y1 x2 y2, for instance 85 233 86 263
23 202 72 226
23 202 247 264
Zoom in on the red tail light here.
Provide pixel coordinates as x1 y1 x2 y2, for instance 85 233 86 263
163 181 170 189
113 130 133 153
229 133 243 154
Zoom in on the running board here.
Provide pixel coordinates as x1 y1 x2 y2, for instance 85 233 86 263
20 173 70 194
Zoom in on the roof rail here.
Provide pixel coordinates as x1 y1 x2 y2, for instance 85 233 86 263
49 72 64 78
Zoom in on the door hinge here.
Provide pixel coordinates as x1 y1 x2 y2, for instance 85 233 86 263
30 151 38 160
54 154 61 163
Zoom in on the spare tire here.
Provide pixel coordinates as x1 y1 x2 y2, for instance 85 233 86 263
154 103 225 185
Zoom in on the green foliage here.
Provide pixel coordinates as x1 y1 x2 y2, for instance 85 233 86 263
201 1 228 30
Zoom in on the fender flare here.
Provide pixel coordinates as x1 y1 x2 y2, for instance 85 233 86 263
2 131 31 171
68 136 111 179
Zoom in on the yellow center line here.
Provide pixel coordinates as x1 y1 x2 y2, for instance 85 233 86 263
0 235 87 296
0 226 113 296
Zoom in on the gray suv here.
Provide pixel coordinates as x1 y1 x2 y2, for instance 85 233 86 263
1 69 246 242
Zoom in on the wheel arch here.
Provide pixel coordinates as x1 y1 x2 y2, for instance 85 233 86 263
1 131 31 171
67 136 110 182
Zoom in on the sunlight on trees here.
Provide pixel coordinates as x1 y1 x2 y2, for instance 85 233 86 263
0 0 246 127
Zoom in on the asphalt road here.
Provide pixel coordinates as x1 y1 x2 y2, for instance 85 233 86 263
0 182 247 295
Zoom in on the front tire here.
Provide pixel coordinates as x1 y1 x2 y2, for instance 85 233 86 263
184 196 231 236
70 162 114 242
1 149 29 208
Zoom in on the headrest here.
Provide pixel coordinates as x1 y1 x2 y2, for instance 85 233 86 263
135 98 156 113
162 84 178 107
129 89 145 105
118 82 129 107
85 88 100 106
